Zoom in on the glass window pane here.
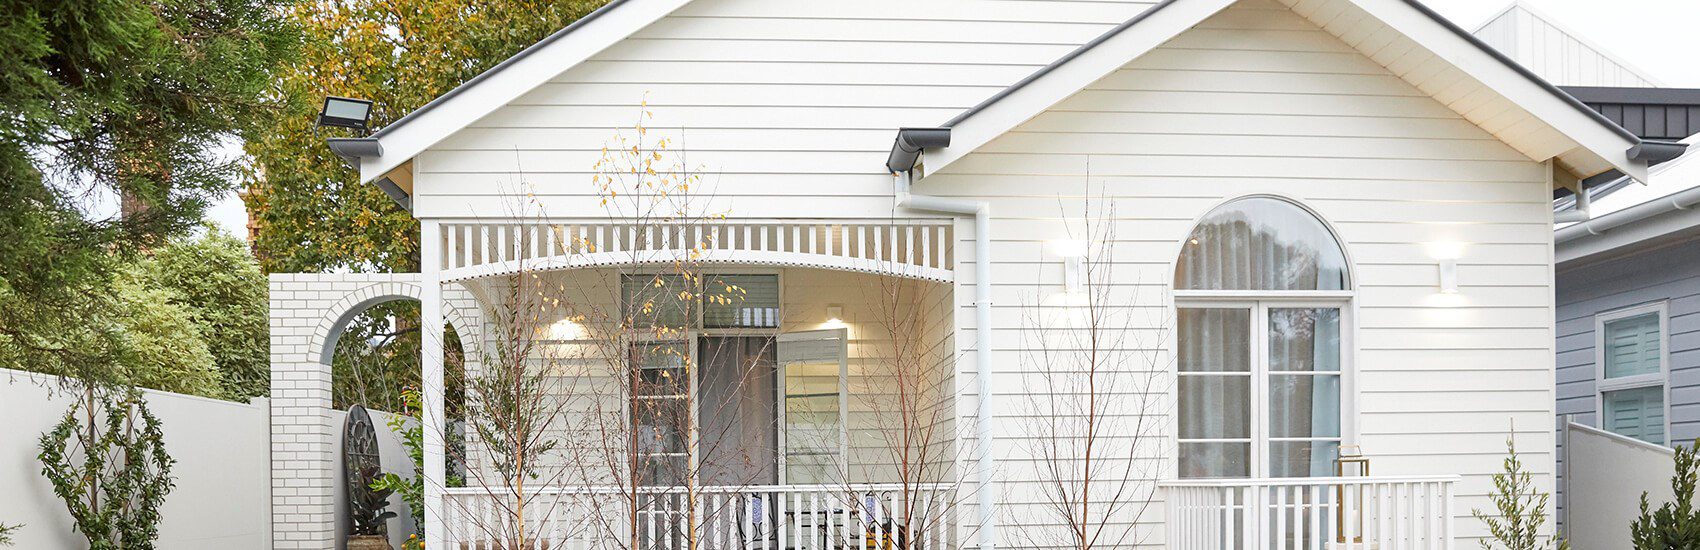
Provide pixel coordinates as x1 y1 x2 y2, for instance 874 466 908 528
704 274 780 328
1269 308 1341 372
1178 375 1251 439
1604 313 1661 379
1180 442 1250 479
1270 440 1340 478
1604 386 1666 445
622 274 694 330
780 331 846 483
1175 198 1350 291
1179 308 1250 373
1269 374 1341 438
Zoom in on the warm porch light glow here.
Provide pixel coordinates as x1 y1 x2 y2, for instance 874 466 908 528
1047 239 1087 258
548 318 584 340
823 305 845 327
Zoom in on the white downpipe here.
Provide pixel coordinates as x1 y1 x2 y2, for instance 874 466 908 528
1554 181 1592 224
894 172 997 550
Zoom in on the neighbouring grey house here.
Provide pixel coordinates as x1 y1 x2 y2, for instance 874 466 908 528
1473 3 1700 546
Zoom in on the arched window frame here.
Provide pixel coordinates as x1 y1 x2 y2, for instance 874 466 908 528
1170 195 1358 480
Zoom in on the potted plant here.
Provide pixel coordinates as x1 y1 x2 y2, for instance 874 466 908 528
349 465 398 550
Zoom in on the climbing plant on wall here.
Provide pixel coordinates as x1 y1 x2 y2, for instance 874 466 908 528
37 388 175 550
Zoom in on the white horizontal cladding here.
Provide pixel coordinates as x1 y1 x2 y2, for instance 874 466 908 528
442 483 958 549
1158 475 1460 549
438 220 955 283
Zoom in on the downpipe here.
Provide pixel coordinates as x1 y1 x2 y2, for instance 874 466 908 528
894 171 997 550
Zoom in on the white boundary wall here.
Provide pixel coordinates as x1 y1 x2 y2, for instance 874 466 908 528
2 370 423 549
0 369 272 549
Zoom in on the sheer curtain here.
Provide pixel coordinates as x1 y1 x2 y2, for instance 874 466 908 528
1175 198 1349 292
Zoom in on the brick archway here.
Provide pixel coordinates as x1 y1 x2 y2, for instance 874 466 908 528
267 273 480 549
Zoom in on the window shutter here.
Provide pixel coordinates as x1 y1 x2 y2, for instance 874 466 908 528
1604 313 1661 379
1604 386 1665 445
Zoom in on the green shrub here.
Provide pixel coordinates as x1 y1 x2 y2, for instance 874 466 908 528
1631 442 1700 548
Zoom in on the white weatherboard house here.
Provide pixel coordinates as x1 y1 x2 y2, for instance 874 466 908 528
266 0 1679 548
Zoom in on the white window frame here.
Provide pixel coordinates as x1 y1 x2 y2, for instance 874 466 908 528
1169 194 1358 480
618 270 788 480
775 328 851 485
1594 301 1670 444
1174 296 1355 478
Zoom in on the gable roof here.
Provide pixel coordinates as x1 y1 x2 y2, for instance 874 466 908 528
909 0 1656 183
341 0 692 187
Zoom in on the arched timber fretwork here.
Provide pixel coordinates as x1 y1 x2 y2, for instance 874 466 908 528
438 220 955 283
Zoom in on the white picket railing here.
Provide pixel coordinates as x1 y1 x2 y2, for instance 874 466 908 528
1159 476 1458 550
437 220 955 283
444 483 956 550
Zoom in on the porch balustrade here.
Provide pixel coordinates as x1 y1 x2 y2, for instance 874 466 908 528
1158 475 1458 550
443 483 956 549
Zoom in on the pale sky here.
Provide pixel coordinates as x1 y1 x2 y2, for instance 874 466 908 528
1425 0 1700 87
94 0 1700 241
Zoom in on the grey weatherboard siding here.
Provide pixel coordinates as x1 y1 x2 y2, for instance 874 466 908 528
1555 239 1700 527
1556 241 1700 438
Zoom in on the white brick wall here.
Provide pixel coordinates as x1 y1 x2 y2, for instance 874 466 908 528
268 273 479 549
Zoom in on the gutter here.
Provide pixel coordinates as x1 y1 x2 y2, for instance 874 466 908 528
1555 184 1700 243
887 128 999 550
326 138 411 210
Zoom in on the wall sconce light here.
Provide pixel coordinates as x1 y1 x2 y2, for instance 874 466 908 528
1064 256 1084 294
1049 239 1087 294
1438 259 1459 294
825 305 844 325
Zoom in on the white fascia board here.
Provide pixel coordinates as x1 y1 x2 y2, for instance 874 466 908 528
358 0 693 184
921 0 1239 175
1351 0 1648 182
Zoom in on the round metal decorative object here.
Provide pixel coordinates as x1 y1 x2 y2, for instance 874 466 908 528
343 405 386 532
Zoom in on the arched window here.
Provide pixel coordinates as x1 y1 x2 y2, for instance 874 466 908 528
1174 197 1351 480
1176 197 1349 291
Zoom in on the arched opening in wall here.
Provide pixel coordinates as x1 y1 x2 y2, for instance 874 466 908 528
316 294 473 547
327 299 466 418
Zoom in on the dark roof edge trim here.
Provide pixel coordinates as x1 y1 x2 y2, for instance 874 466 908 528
327 137 382 168
1561 86 1700 106
1629 140 1688 164
375 177 412 210
938 0 1187 128
938 0 1642 148
886 128 952 173
369 0 634 140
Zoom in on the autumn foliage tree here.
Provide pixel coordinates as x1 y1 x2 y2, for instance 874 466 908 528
244 0 609 274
